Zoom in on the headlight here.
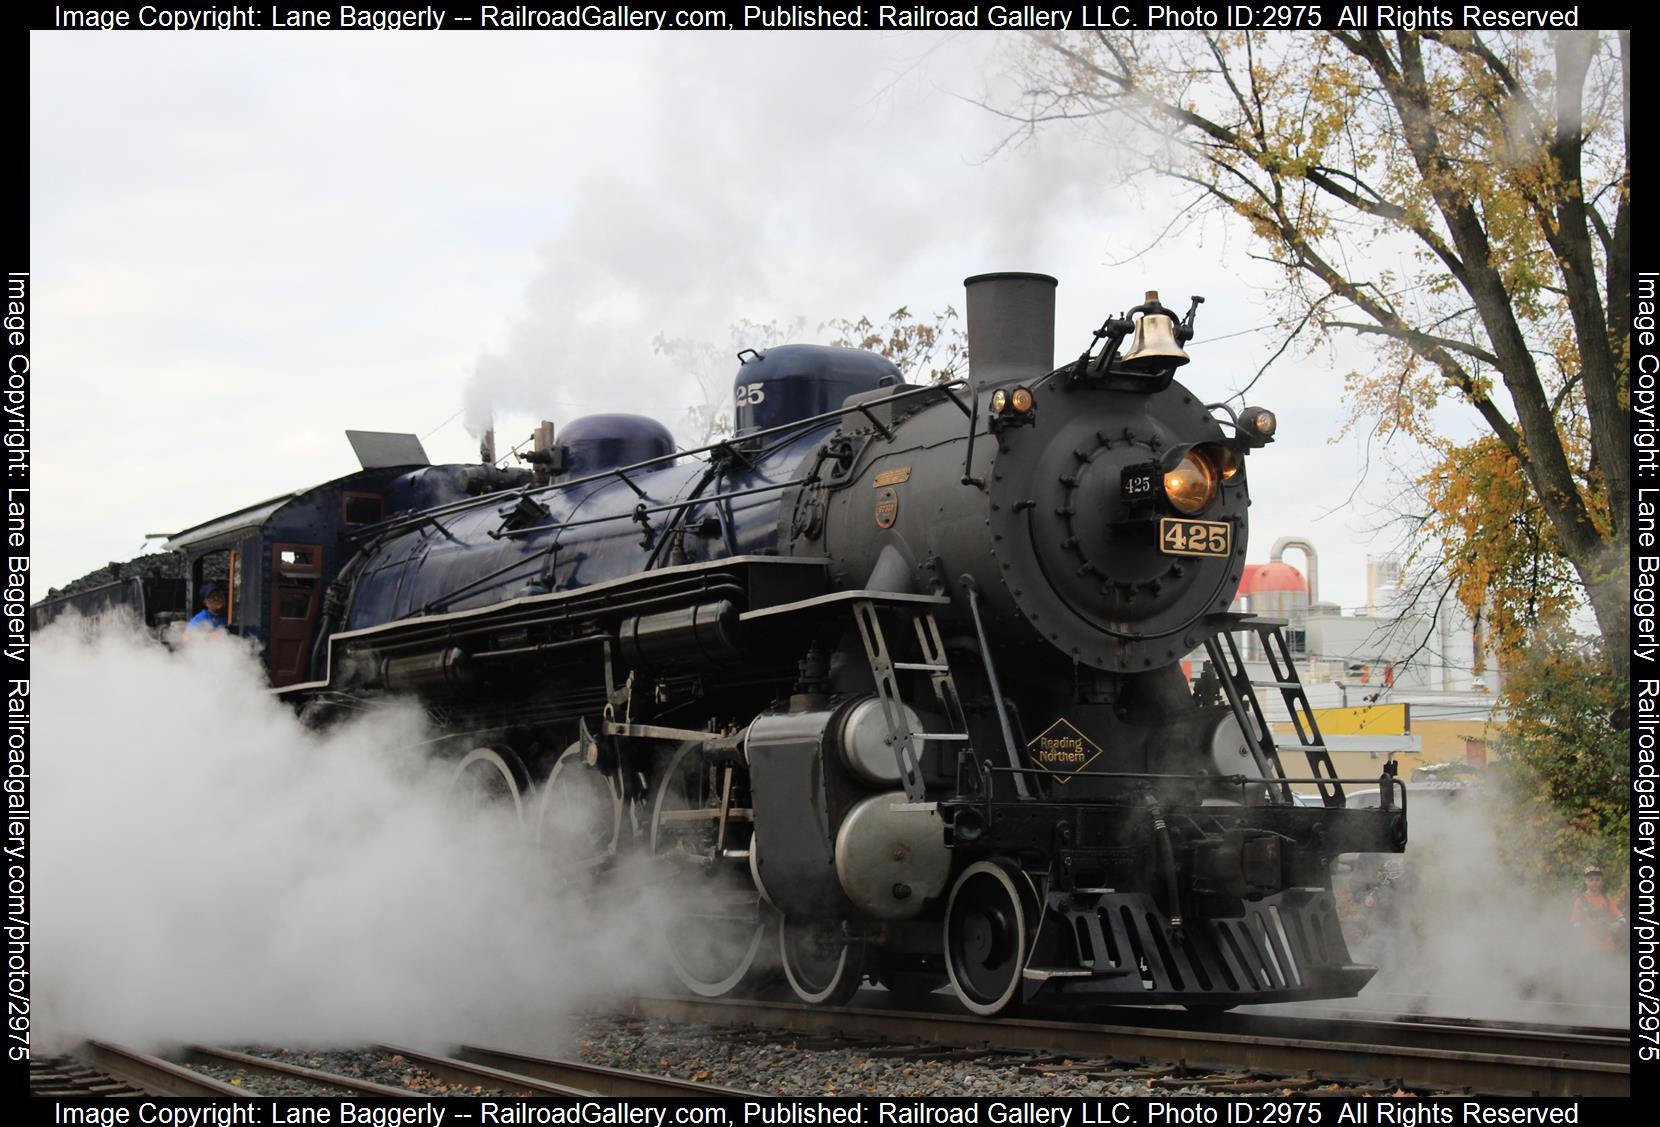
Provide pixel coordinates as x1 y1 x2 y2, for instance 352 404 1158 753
1164 450 1219 515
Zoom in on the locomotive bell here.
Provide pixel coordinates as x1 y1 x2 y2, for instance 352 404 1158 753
1118 291 1190 372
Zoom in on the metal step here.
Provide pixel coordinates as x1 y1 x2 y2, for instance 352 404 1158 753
1023 966 1095 981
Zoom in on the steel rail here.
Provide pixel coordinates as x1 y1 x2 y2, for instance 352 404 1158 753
623 995 1629 1097
30 1055 148 1097
456 1045 754 1097
1306 990 1629 1031
178 1045 418 1097
1187 1012 1629 1066
81 1041 251 1098
371 1043 594 1096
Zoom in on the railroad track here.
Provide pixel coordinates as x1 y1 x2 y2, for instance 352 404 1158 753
39 998 1627 1100
69 1041 255 1097
625 992 1629 1097
29 1053 153 1097
453 1044 754 1097
37 1040 743 1098
1312 989 1629 1031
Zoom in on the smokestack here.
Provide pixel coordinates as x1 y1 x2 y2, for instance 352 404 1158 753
963 272 1057 392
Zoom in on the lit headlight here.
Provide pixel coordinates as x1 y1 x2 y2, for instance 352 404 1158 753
1164 450 1219 515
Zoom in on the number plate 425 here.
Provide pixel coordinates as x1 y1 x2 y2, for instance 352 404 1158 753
1159 517 1231 558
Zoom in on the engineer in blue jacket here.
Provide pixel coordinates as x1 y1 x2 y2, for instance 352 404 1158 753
188 580 228 631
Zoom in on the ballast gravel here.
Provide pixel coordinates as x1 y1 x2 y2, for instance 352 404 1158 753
570 1015 1219 1098
207 1048 531 1097
183 1020 1341 1098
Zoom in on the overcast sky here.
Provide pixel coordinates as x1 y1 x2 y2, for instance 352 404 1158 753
31 30 1453 610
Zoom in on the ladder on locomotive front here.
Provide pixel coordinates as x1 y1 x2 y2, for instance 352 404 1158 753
847 599 1345 809
1203 615 1345 806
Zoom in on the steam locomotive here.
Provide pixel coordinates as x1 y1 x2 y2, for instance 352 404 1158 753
37 273 1406 1013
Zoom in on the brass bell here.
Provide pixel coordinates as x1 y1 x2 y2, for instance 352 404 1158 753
1118 290 1190 372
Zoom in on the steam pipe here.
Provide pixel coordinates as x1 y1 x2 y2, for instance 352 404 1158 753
1269 536 1318 605
1145 793 1185 944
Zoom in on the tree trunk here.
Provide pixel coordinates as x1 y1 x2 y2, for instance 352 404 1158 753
1577 558 1631 687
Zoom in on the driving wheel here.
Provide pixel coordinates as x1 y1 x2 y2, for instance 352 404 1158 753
943 859 1035 1016
649 742 773 997
779 918 863 1006
537 743 623 881
447 747 530 829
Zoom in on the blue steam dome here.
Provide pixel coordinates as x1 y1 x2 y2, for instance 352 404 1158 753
734 345 902 437
558 414 676 478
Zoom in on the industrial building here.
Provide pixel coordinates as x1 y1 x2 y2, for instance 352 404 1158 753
1198 536 1502 785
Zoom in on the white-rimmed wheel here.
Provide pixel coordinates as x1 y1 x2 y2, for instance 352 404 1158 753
944 859 1035 1016
447 747 530 829
780 918 864 1006
537 744 623 881
650 742 773 997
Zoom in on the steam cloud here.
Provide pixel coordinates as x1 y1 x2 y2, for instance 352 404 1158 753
456 35 1105 450
32 618 679 1053
1335 786 1628 1026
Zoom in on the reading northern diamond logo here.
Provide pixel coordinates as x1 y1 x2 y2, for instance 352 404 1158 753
1026 718 1102 784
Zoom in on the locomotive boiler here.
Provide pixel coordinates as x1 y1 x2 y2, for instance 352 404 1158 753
174 273 1414 1012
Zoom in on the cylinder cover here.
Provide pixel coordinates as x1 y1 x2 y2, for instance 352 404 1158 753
834 791 951 920
837 697 928 787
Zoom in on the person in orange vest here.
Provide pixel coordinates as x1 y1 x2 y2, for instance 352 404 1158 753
1572 866 1625 953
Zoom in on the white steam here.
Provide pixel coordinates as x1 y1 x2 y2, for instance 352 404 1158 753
1335 786 1628 1026
33 618 678 1053
456 35 1117 449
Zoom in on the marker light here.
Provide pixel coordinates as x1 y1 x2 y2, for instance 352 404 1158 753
1240 406 1277 439
1010 387 1035 413
1212 444 1242 481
